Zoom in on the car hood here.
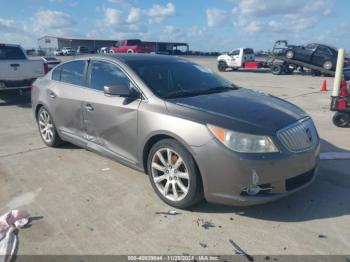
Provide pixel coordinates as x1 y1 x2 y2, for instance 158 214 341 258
165 88 308 134
217 54 228 60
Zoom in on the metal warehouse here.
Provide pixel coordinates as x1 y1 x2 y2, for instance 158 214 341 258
38 35 117 55
38 35 189 55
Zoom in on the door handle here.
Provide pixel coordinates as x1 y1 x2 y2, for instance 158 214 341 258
85 104 94 111
49 92 56 99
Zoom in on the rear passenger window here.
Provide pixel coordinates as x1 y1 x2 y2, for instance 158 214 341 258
59 60 87 86
316 46 332 56
89 61 130 91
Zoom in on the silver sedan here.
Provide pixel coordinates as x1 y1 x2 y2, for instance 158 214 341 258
31 54 320 208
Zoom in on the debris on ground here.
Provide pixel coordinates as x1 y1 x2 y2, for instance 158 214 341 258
230 217 234 221
155 210 180 216
229 239 254 262
318 234 327 238
194 218 215 229
101 167 110 171
0 210 30 262
199 243 207 248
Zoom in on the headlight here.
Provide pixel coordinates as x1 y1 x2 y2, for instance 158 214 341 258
207 125 279 153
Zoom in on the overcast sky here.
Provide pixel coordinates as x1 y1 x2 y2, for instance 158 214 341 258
0 0 349 51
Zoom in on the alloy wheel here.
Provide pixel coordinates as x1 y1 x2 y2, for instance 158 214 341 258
38 109 54 143
151 148 190 202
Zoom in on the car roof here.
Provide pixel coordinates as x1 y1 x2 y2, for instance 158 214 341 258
73 53 188 64
308 43 338 50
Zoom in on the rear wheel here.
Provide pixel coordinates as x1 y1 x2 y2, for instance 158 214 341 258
323 60 333 70
285 50 294 59
147 139 203 209
37 107 63 147
271 64 283 75
218 61 227 72
332 112 350 128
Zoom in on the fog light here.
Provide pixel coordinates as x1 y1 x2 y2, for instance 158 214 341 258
246 185 261 196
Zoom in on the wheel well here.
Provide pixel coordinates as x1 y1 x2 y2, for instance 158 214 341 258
142 134 204 193
143 134 172 173
218 60 227 65
35 104 44 120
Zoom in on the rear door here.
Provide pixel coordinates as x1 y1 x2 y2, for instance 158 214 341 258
83 59 141 163
312 45 333 67
295 44 317 62
48 60 88 141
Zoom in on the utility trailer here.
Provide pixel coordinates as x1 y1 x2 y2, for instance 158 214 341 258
264 40 335 76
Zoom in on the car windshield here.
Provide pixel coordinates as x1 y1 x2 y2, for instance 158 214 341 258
128 59 238 98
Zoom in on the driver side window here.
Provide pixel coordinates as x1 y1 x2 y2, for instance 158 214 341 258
230 50 240 56
89 61 130 92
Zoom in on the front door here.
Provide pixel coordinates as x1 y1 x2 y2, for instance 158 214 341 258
228 49 242 67
83 60 141 163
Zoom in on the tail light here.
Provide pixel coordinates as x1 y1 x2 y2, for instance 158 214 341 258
337 99 347 110
44 63 49 74
340 80 349 97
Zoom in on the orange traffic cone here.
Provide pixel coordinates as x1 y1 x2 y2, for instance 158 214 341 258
320 80 327 92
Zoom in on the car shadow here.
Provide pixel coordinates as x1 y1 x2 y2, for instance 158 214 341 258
321 138 350 153
0 89 32 108
193 139 350 222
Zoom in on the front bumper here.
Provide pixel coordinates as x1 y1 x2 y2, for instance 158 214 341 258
191 138 320 206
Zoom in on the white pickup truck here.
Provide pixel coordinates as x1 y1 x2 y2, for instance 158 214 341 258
0 43 46 91
217 48 255 71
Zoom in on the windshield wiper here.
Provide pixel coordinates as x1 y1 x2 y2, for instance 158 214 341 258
202 86 234 93
163 85 239 99
163 90 202 98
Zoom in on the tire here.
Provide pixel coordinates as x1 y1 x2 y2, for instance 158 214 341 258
311 70 321 76
147 139 203 209
218 61 227 72
285 50 294 59
127 49 134 53
37 106 63 147
332 112 350 128
271 64 283 75
323 60 333 70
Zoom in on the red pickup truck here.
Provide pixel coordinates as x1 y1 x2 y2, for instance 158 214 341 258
110 39 154 53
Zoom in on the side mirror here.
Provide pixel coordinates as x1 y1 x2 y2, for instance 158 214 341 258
104 83 139 98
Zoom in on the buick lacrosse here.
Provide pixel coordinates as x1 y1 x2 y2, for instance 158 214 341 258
32 54 320 208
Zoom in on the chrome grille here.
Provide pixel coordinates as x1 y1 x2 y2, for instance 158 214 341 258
277 118 318 152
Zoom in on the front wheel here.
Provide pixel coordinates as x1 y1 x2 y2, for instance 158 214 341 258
147 139 203 209
37 107 63 147
332 112 350 128
218 62 227 72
